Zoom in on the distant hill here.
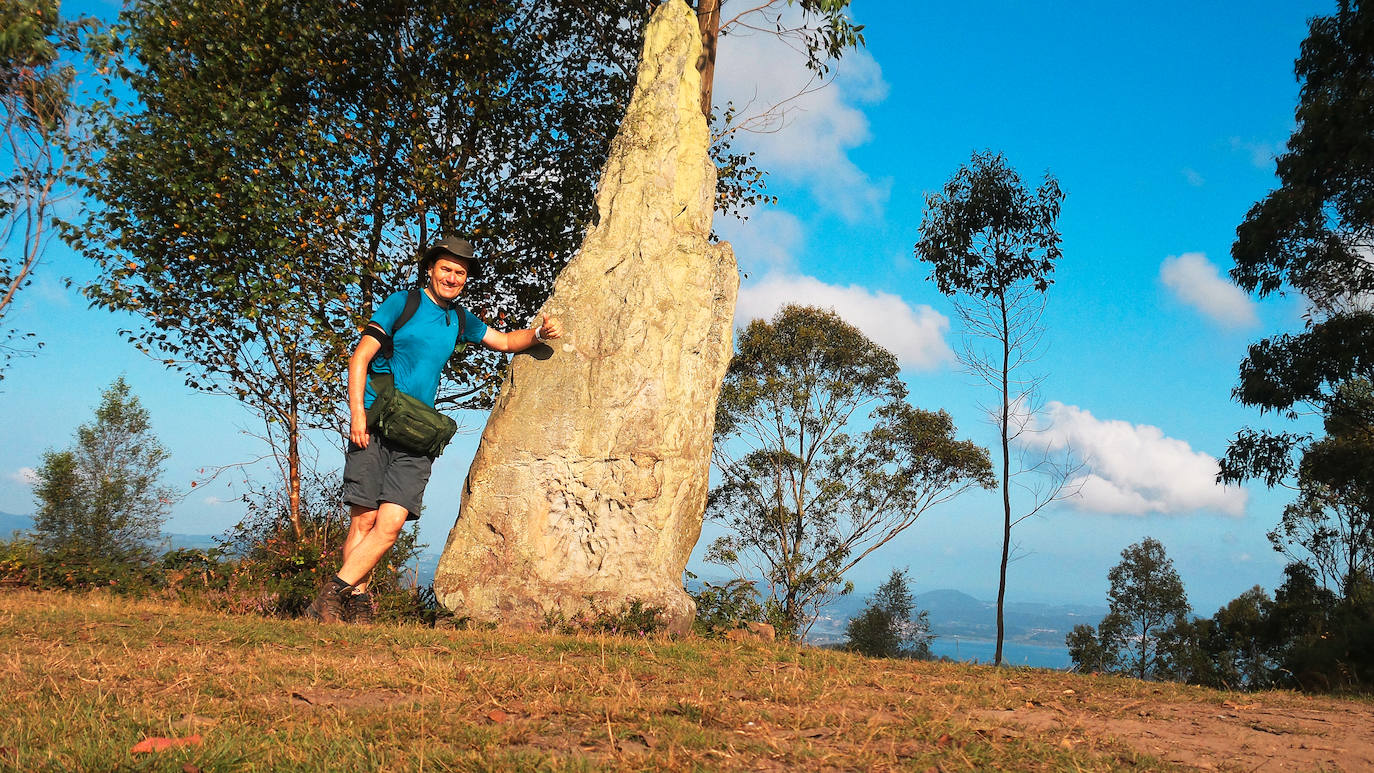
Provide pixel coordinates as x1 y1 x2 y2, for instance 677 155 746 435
0 512 32 539
0 512 219 552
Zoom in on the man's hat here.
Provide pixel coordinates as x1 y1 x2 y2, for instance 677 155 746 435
421 236 483 278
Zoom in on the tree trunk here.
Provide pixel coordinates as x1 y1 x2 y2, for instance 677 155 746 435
287 407 303 540
995 292 1011 666
696 0 721 118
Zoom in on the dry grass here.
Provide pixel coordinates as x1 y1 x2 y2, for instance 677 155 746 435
2 590 1368 772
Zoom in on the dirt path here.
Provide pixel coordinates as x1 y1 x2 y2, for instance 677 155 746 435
975 688 1374 771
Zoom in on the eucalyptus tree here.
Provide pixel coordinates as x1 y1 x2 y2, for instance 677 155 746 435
1098 537 1191 682
1221 0 1374 598
708 305 993 641
913 150 1077 666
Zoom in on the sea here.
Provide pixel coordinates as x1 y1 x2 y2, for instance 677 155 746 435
930 637 1071 670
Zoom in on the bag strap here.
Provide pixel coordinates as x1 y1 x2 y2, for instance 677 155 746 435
368 287 469 378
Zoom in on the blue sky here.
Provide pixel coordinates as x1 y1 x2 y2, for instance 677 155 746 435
0 0 1333 615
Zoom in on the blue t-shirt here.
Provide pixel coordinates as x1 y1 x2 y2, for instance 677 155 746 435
365 289 488 408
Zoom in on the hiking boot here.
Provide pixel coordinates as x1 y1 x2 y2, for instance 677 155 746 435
305 578 350 623
344 591 375 624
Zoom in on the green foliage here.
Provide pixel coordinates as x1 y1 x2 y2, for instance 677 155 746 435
708 304 993 642
1230 0 1374 307
1222 0 1374 605
688 576 765 638
915 150 1064 299
844 568 932 659
0 0 99 377
1262 562 1374 691
0 534 159 592
1065 624 1112 674
1094 538 1191 681
30 377 172 570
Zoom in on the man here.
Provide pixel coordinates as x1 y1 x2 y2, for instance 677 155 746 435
306 236 563 623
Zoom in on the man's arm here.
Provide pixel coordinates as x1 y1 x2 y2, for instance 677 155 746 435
481 314 563 353
348 332 384 448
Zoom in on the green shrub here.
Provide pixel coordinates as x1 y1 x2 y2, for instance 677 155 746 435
689 576 764 638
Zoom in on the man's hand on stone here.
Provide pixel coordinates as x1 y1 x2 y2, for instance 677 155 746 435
537 315 563 342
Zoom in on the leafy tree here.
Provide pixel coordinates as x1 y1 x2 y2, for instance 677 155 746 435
1262 561 1374 691
73 0 653 535
1096 538 1191 681
0 0 97 378
1065 623 1113 674
30 376 173 567
708 305 993 641
1163 586 1277 690
914 149 1078 666
1221 0 1374 600
844 568 932 659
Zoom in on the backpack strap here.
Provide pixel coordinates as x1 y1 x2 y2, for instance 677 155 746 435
362 288 423 366
364 287 470 372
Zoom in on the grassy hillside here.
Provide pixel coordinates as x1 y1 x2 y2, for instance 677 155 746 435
3 591 1370 771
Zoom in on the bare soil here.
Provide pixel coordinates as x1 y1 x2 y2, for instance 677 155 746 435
971 682 1374 770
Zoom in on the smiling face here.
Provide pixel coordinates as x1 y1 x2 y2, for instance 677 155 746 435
428 255 471 301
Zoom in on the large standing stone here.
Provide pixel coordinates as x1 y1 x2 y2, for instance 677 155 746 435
433 0 737 633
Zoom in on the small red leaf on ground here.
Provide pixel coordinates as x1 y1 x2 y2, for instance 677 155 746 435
936 733 954 747
487 709 509 723
182 765 203 773
130 734 203 753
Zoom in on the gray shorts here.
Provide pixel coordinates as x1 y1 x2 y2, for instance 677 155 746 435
342 437 433 520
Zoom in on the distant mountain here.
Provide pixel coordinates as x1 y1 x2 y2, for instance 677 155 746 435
0 512 221 552
0 512 32 539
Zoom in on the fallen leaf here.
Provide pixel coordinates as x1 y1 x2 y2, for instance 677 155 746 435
486 709 509 723
936 733 954 748
1223 700 1258 711
130 735 203 753
182 765 203 773
1061 689 1076 696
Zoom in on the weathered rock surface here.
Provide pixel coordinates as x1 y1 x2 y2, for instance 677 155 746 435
433 0 737 633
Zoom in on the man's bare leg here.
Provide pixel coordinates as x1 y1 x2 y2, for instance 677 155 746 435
336 502 409 587
342 504 377 594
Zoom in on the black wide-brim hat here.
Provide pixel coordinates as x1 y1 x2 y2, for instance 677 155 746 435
421 236 483 279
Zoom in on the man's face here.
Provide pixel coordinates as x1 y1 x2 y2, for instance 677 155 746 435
429 255 470 301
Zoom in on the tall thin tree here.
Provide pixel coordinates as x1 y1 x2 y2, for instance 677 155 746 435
914 150 1080 666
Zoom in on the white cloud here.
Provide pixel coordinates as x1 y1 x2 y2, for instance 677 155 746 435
714 10 889 222
736 272 952 369
202 496 235 506
1031 401 1247 517
1160 252 1258 327
715 208 805 276
9 467 37 486
1182 168 1205 187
